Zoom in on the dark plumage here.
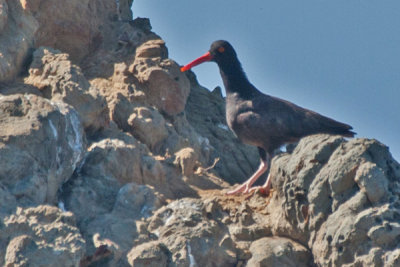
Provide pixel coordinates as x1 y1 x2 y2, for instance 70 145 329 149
181 40 355 195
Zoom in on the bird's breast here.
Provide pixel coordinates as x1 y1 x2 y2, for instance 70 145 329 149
226 97 267 147
226 97 253 129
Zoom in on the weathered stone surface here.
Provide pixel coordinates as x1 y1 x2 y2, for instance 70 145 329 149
174 147 199 176
0 1 37 82
25 47 109 135
128 106 168 152
1 0 134 82
22 0 129 62
0 205 85 267
1 0 400 265
127 241 170 267
146 198 238 266
0 94 85 206
132 39 190 116
247 237 312 267
63 135 165 221
264 135 400 267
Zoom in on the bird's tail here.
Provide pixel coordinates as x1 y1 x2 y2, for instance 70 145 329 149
320 118 356 138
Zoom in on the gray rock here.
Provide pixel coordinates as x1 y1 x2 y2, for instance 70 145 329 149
146 198 237 266
2 0 400 266
0 1 37 82
127 241 170 267
0 94 85 206
25 47 109 135
174 147 199 176
1 205 85 267
264 135 400 266
63 135 166 224
128 106 168 152
132 40 190 116
247 237 312 267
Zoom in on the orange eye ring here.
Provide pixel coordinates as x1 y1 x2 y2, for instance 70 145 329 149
218 47 225 53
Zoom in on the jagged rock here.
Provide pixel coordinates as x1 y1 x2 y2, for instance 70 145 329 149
112 183 165 220
264 135 400 266
174 147 199 176
0 1 37 82
146 198 237 266
63 134 166 222
1 0 133 82
25 47 109 135
22 0 130 62
247 237 312 267
0 205 85 266
0 93 85 207
135 39 168 59
127 241 170 267
95 54 212 167
2 0 400 265
132 39 190 116
128 106 168 152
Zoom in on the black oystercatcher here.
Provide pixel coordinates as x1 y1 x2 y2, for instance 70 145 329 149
181 40 355 195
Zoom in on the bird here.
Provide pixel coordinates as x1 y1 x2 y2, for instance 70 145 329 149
181 40 355 195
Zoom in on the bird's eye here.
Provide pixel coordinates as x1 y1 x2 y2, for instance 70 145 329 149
218 47 225 53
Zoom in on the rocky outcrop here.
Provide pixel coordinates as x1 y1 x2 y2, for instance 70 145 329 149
25 47 109 135
0 93 85 209
0 0 134 81
126 135 400 266
1 205 85 267
1 0 400 266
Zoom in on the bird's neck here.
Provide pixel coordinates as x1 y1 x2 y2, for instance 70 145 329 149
218 59 255 98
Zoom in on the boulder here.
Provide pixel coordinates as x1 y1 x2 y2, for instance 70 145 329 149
0 0 134 82
63 135 166 222
131 39 190 116
264 135 400 266
247 237 312 267
0 1 37 82
174 147 199 176
146 198 237 266
0 94 85 206
25 47 109 135
128 106 168 152
0 205 85 266
22 0 131 62
127 241 170 267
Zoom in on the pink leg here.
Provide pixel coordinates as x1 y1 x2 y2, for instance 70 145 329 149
248 172 272 195
226 159 268 195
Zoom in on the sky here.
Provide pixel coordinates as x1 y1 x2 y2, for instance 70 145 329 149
132 1 400 161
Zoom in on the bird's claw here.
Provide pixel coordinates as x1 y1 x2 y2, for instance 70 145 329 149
226 183 251 195
249 186 270 196
227 184 271 196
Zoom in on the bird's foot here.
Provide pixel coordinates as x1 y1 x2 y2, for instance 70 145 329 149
248 185 271 196
226 182 252 195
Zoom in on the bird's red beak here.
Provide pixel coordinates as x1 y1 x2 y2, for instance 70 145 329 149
180 51 213 72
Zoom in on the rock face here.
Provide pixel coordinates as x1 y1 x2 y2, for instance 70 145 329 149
1 205 85 267
25 47 109 135
1 1 400 266
0 93 85 209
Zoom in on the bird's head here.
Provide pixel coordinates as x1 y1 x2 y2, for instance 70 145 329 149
181 40 237 72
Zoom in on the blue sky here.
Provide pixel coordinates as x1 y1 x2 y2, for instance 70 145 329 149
132 1 400 161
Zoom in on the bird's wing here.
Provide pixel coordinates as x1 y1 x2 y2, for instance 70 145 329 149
251 94 354 141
